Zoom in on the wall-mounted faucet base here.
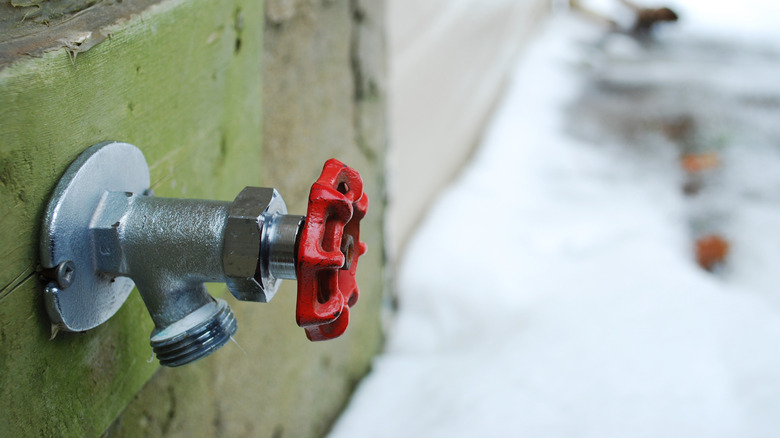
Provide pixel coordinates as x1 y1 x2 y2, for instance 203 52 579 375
41 141 151 332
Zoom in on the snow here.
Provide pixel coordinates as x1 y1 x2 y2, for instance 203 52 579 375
329 4 780 437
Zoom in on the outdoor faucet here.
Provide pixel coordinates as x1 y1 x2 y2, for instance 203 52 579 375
39 142 368 367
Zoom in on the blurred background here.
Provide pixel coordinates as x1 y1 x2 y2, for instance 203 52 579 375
334 0 780 436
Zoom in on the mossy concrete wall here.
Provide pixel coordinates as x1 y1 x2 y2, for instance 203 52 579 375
0 0 386 436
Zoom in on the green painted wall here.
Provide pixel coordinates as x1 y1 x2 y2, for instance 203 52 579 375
0 0 386 436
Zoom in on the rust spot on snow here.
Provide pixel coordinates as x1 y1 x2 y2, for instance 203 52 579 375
695 234 730 271
681 153 719 173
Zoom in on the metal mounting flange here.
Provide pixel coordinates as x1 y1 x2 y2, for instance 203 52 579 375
40 141 151 332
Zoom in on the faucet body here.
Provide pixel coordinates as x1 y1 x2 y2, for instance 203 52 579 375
91 193 235 366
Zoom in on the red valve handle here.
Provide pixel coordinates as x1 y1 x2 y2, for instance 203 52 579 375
296 159 368 341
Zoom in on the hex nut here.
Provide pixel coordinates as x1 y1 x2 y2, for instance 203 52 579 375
222 187 287 302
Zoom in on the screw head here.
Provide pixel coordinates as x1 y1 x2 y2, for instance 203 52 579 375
55 260 76 289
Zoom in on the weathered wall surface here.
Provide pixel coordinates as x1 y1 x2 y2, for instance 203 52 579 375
109 1 387 437
0 0 385 436
386 0 549 259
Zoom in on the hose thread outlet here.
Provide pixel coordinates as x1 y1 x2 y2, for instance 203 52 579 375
150 299 237 367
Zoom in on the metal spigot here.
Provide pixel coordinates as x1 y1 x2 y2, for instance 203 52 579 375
40 142 368 367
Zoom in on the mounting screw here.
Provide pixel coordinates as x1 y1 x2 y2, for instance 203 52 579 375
55 260 76 290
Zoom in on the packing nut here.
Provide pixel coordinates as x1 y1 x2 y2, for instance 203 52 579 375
222 187 287 302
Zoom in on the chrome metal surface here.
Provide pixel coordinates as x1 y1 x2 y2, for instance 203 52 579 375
150 298 237 367
264 214 304 280
54 260 76 289
223 187 300 302
41 141 149 332
91 192 232 328
89 190 235 367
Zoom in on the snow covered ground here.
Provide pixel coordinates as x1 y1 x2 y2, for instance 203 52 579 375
329 3 780 437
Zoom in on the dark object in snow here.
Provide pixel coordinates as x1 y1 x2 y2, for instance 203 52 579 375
631 5 679 36
662 114 697 148
570 0 679 37
695 234 730 271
